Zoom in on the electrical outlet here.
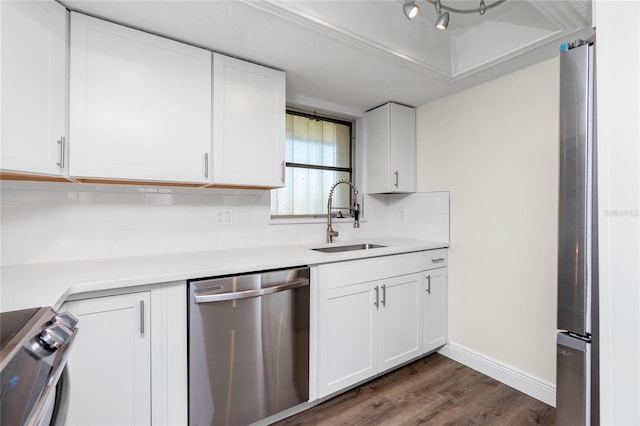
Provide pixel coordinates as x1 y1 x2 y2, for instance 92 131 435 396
215 209 233 226
223 209 233 225
399 208 407 222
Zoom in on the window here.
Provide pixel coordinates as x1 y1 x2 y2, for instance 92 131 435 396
271 110 354 218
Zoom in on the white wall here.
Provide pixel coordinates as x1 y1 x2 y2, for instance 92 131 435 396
0 180 448 266
595 1 640 424
416 58 559 387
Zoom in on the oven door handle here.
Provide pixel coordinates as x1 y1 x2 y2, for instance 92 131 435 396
50 366 70 426
194 278 309 304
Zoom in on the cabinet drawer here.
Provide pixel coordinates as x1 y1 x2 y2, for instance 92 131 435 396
423 248 447 270
318 252 422 290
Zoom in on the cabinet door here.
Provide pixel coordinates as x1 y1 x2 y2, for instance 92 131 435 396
364 104 391 193
69 13 211 183
379 273 423 371
212 53 285 187
423 268 448 353
64 292 151 426
318 282 377 398
389 103 416 193
365 103 416 193
0 0 66 176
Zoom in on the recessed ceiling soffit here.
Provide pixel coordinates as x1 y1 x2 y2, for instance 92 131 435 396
243 0 592 82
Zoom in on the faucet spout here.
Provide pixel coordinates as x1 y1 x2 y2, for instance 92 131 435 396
326 180 360 243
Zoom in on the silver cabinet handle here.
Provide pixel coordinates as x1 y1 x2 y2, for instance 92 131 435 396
56 137 65 169
431 257 445 263
381 284 386 306
374 285 379 309
281 161 285 183
426 275 431 294
140 300 145 335
204 153 209 178
194 278 309 304
394 170 399 187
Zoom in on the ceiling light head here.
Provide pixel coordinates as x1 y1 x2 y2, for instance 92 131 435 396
435 11 449 30
403 0 419 20
479 0 487 15
433 0 449 30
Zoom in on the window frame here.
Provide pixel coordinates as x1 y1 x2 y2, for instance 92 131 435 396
270 108 356 220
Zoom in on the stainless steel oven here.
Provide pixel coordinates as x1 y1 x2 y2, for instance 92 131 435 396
1 307 79 425
188 266 310 426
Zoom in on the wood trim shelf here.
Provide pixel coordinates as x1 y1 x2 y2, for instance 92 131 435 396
0 172 74 183
1 173 276 190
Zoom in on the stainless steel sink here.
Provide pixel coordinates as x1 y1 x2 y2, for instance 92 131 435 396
311 243 387 253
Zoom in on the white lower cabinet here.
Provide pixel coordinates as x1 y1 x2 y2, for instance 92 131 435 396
62 282 187 426
422 249 448 354
318 281 378 397
379 273 423 370
317 253 423 398
423 267 448 353
64 291 151 426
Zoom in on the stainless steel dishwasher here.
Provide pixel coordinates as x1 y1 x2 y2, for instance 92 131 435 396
188 267 310 426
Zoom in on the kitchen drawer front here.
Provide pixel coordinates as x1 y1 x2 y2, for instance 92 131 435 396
423 249 448 270
318 252 422 290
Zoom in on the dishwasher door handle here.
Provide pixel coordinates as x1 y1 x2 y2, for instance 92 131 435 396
194 278 309 303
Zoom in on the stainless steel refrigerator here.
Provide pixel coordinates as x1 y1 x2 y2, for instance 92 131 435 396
557 39 599 425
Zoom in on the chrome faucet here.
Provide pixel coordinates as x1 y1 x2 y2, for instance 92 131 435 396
326 180 360 243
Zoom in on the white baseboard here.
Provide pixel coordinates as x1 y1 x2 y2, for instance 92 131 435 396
438 342 556 407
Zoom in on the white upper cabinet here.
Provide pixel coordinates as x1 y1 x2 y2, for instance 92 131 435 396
211 53 285 188
69 13 211 183
1 0 67 176
365 102 416 193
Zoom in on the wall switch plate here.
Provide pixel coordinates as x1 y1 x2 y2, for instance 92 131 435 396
216 209 233 225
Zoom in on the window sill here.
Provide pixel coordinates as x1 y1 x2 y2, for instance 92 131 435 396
268 217 367 225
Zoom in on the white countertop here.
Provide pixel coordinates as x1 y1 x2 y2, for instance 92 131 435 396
0 237 447 312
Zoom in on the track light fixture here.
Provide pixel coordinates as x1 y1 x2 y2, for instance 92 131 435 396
434 0 449 30
401 0 506 30
403 0 420 20
479 0 487 15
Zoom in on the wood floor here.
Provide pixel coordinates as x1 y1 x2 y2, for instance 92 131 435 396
274 353 555 426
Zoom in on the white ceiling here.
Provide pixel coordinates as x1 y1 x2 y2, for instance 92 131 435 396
60 0 593 117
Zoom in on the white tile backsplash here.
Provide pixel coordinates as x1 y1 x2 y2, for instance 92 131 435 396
0 182 449 266
143 193 173 206
78 191 144 205
2 190 39 205
386 192 450 242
